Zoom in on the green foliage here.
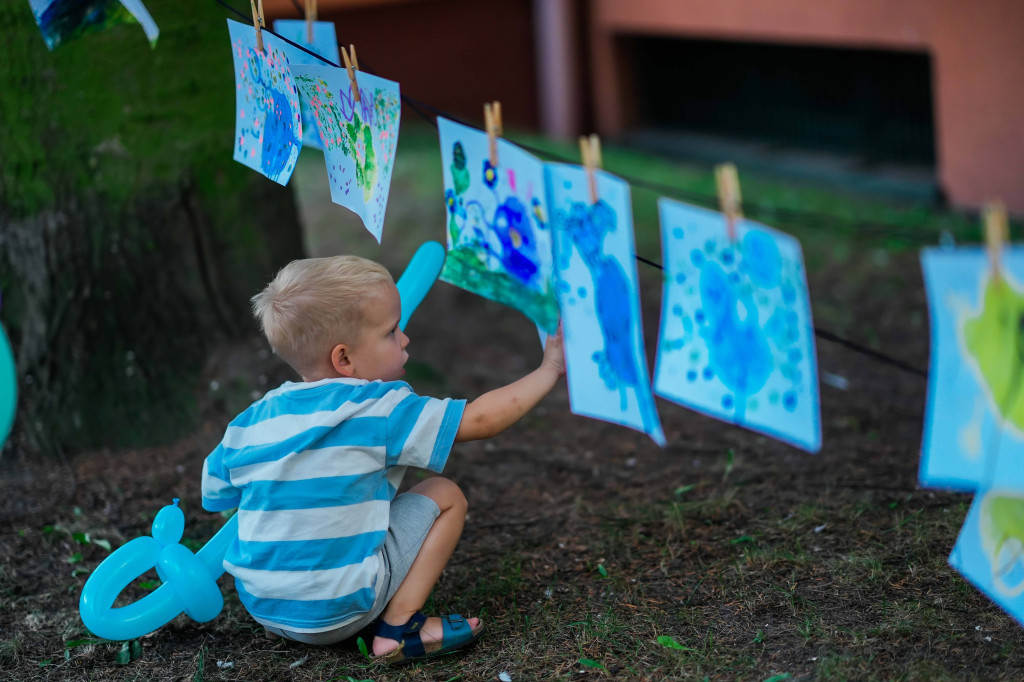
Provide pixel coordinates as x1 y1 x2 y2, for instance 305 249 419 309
356 636 370 661
0 2 236 219
657 635 691 650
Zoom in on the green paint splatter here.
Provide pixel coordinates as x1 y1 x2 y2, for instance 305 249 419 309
964 277 1024 431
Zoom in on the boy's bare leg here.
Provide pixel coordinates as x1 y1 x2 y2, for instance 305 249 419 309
373 477 480 656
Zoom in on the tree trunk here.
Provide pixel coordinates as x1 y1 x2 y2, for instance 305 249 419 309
0 1 305 455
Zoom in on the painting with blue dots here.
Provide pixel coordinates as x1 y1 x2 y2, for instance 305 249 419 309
436 117 559 334
948 489 1024 628
653 199 821 452
228 19 303 186
545 164 665 446
919 248 1024 492
272 20 341 151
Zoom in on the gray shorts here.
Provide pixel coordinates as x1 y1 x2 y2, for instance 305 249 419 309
261 491 441 645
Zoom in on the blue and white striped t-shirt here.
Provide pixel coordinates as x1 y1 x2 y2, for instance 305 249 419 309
200 377 465 632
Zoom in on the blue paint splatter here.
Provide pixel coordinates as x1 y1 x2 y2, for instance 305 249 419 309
741 230 782 288
697 261 772 421
260 90 300 181
556 198 655 434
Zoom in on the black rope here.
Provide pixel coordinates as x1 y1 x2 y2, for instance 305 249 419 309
211 0 932 380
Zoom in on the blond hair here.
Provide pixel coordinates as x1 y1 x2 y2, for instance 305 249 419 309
252 256 393 375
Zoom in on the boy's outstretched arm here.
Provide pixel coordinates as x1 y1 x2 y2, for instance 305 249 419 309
455 328 565 442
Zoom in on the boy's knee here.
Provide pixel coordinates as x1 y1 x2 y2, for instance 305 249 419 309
412 476 467 513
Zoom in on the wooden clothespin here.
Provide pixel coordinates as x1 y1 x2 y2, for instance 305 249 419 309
484 101 503 167
249 0 264 52
715 162 743 241
984 201 1009 281
305 0 317 43
340 44 360 103
579 134 601 204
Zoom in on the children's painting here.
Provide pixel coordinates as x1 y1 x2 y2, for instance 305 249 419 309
289 64 401 242
30 0 158 50
949 489 1024 627
920 248 1024 492
436 117 559 333
546 164 665 445
227 20 303 186
271 20 341 151
652 200 821 452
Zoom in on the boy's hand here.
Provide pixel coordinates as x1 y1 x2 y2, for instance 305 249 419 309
542 324 566 377
455 323 565 442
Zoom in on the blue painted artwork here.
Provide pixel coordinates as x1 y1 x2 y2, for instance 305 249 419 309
29 0 158 50
437 117 559 333
653 199 821 452
949 489 1024 627
290 64 401 242
545 163 665 446
228 20 302 186
920 248 1024 492
271 20 341 151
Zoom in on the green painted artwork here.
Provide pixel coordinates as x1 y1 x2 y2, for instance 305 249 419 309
919 249 1024 492
950 489 1024 627
437 117 559 334
290 64 401 242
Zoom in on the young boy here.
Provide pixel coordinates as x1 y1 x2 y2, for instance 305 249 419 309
201 255 564 664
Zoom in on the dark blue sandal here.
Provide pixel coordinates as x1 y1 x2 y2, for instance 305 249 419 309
371 612 484 665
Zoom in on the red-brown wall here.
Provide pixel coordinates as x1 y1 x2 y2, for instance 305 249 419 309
588 0 1024 214
265 0 539 130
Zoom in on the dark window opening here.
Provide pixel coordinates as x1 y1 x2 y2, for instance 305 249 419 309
630 36 936 167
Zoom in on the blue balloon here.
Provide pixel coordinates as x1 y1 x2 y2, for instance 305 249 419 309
79 500 235 640
80 243 446 640
397 241 446 330
0 323 16 447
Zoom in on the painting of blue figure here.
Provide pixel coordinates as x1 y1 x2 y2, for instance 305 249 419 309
919 248 1024 493
227 20 303 186
436 117 559 334
545 164 665 446
290 64 401 242
271 20 341 151
30 0 158 50
653 199 821 452
949 489 1024 627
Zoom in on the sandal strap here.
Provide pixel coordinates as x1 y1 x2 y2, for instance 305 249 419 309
440 614 475 648
373 611 427 644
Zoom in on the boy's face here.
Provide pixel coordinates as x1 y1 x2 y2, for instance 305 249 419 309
346 284 409 382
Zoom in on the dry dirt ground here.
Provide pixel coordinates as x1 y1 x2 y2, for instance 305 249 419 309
3 236 1024 680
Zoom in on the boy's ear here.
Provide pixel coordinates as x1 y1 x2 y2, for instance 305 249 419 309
330 344 356 377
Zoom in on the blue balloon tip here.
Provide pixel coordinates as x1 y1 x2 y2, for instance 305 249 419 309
172 498 180 506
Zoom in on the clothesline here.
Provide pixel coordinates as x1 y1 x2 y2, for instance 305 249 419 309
213 0 930 380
